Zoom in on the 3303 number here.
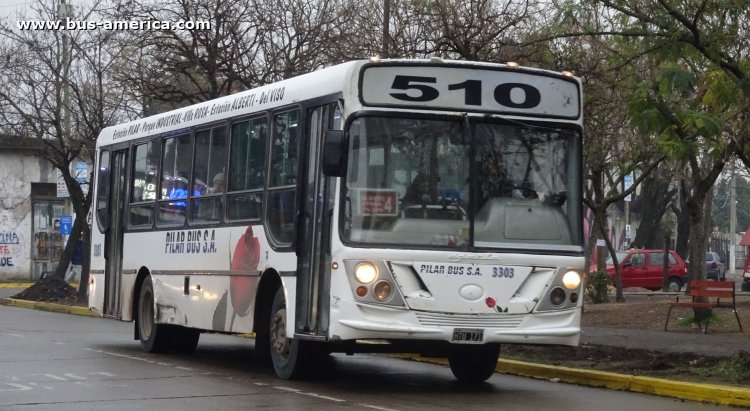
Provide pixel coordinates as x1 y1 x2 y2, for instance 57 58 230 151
492 267 515 278
389 75 541 108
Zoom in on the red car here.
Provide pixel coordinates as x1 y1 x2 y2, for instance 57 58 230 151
605 249 688 292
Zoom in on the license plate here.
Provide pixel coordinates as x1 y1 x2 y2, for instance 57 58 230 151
452 328 484 344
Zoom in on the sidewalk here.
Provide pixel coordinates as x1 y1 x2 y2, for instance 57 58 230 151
1 283 749 407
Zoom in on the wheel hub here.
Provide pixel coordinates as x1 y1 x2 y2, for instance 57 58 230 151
271 307 290 358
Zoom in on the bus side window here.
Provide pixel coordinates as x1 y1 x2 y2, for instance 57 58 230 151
191 126 227 224
129 141 159 227
158 133 192 226
227 117 266 221
266 110 299 244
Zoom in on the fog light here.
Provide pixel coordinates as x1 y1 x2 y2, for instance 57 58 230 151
562 270 581 290
373 281 392 301
570 292 578 303
550 287 566 306
356 286 368 297
354 262 378 284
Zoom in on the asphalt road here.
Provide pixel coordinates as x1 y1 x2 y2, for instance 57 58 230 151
0 304 738 411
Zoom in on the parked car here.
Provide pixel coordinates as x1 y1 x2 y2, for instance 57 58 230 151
704 251 726 281
743 271 750 292
605 249 688 292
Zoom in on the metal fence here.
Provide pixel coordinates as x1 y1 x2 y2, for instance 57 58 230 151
710 235 747 272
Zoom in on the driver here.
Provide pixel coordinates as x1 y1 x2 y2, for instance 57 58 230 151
403 172 436 207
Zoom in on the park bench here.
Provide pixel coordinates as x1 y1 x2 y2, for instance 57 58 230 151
664 280 743 334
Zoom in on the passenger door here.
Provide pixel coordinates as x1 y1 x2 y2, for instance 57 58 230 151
294 103 337 338
103 149 128 317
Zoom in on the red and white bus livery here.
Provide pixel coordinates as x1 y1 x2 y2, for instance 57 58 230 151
89 58 584 382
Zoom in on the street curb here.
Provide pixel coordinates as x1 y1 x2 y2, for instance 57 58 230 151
0 283 34 288
2 298 748 407
0 298 98 317
395 354 750 408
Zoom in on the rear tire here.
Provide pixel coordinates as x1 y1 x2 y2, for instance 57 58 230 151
666 278 682 292
269 288 309 379
448 343 500 383
137 276 173 353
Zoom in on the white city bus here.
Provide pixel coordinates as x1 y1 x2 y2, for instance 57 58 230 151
89 58 584 382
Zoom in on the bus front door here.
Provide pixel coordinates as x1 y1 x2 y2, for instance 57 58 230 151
103 149 127 317
295 104 337 338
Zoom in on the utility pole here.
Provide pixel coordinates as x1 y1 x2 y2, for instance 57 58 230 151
59 0 72 141
382 0 390 58
729 161 737 272
624 173 632 249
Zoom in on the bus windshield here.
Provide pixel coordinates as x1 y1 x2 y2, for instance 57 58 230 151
342 115 582 251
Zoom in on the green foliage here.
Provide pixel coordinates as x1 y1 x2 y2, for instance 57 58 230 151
657 64 696 96
683 111 724 137
676 311 724 327
712 176 750 232
696 358 750 383
585 270 611 304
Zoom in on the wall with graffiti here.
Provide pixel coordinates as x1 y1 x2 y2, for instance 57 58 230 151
0 149 57 281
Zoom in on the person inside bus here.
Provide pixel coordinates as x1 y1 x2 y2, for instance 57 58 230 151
403 172 436 208
477 152 513 207
209 172 224 194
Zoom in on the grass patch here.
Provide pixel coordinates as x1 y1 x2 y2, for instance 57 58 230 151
695 357 750 383
676 312 725 327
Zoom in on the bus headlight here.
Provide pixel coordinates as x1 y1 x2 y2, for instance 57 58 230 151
373 281 393 301
354 262 378 284
562 270 581 290
550 287 566 306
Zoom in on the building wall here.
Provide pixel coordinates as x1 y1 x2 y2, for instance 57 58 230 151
0 151 56 281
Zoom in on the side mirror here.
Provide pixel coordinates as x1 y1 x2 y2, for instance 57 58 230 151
322 130 347 177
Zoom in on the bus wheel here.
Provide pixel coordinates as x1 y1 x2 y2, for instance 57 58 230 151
269 288 307 379
138 276 172 353
173 327 200 354
448 343 500 383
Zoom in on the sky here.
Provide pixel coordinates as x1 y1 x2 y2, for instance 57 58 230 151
0 1 36 23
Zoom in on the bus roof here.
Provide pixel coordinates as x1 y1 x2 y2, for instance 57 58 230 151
97 59 581 147
97 60 364 146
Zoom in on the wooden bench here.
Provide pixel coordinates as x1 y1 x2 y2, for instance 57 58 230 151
664 280 743 333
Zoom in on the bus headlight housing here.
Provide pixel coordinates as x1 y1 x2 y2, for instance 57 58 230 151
344 260 405 307
354 262 378 284
562 270 581 290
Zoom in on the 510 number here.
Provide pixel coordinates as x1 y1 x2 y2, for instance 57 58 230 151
389 75 541 109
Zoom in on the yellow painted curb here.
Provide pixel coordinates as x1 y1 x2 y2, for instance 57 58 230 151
0 283 33 288
394 354 750 407
0 282 79 288
0 298 98 317
630 376 750 407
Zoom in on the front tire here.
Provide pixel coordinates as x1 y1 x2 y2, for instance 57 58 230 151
174 327 200 354
269 288 308 379
448 343 500 383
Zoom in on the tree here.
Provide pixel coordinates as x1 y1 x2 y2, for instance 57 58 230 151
538 2 668 301
589 0 746 286
0 0 129 301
